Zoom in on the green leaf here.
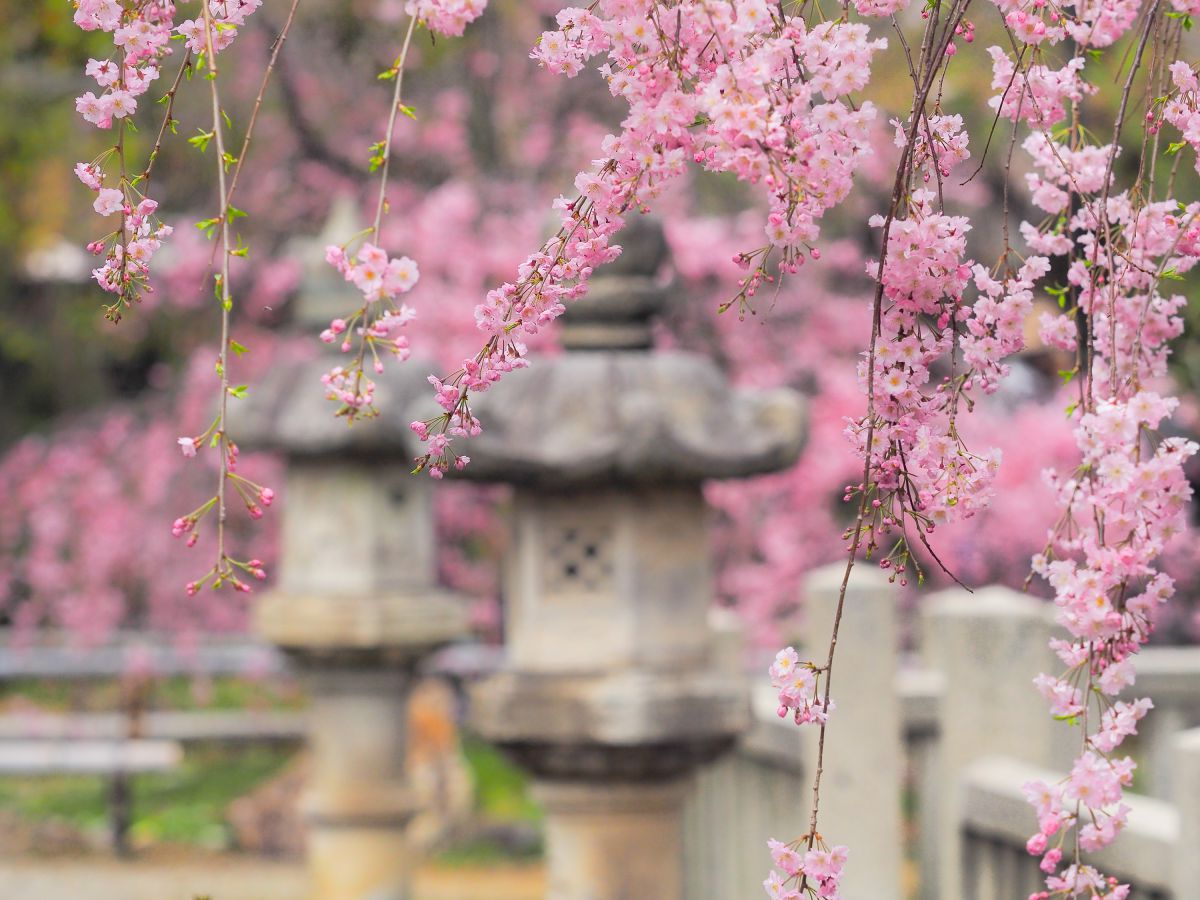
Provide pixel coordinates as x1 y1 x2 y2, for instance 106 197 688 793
227 205 247 220
189 129 214 152
229 339 248 356
228 384 249 400
399 104 417 119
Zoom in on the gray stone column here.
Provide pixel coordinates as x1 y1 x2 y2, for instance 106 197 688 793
433 219 807 900
303 667 417 900
536 780 689 898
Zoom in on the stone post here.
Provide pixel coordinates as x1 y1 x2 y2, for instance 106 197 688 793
235 204 467 900
920 587 1057 900
537 780 690 897
1171 727 1200 895
800 563 903 900
434 218 806 900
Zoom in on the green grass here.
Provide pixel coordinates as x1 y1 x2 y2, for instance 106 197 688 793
433 738 543 865
0 684 542 859
462 738 540 824
0 675 305 713
0 742 541 854
0 745 295 848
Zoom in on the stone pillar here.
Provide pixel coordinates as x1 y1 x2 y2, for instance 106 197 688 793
436 219 807 900
537 781 689 898
920 587 1057 900
236 206 467 900
1171 727 1200 895
304 668 417 900
801 563 902 900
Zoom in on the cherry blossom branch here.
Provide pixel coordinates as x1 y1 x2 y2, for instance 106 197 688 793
319 10 459 423
170 0 272 597
795 4 971 889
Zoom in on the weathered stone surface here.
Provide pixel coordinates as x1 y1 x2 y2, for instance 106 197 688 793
471 670 747 752
256 592 466 656
801 564 903 900
535 779 689 900
277 461 437 594
501 486 714 673
1173 728 1200 894
921 587 1059 900
429 351 804 487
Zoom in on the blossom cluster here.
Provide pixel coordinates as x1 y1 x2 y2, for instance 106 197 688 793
763 838 848 900
897 114 971 181
73 0 178 316
1160 61 1200 176
404 0 486 37
986 49 1092 129
321 242 420 416
769 647 833 726
991 0 1140 48
72 0 264 321
844 184 1041 577
414 0 889 476
177 0 262 55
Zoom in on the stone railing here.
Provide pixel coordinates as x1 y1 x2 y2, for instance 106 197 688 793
681 564 1200 900
958 751 1195 900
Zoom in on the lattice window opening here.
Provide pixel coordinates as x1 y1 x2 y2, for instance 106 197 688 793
544 524 614 594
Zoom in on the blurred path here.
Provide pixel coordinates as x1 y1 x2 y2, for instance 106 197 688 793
0 853 544 900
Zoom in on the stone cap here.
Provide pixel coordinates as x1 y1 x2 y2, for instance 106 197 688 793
255 589 467 654
470 669 748 751
435 350 806 487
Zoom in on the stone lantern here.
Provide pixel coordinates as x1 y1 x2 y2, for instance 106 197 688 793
235 201 467 900
447 219 806 899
